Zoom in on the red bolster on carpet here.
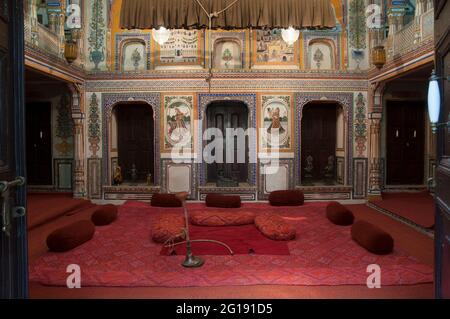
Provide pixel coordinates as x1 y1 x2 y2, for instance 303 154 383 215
91 204 118 226
255 213 296 241
205 194 241 208
268 190 304 206
326 202 354 226
351 220 394 255
152 214 185 243
151 193 182 207
190 210 255 226
46 220 95 252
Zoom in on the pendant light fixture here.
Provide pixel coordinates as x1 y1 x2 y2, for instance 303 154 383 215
152 26 170 46
281 27 300 45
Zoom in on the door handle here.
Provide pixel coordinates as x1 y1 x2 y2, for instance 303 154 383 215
0 177 26 237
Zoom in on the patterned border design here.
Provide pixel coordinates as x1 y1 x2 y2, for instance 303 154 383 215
197 93 257 186
102 92 161 186
87 158 102 199
295 92 354 186
257 159 295 200
353 158 368 199
115 33 152 71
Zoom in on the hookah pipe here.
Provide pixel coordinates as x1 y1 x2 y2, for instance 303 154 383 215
167 192 234 268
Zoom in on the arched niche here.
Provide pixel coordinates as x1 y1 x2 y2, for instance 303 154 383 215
212 38 243 69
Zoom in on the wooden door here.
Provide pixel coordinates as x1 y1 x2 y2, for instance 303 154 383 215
26 102 52 185
117 104 154 182
386 101 425 185
301 103 337 181
434 0 450 299
206 102 248 183
0 0 28 298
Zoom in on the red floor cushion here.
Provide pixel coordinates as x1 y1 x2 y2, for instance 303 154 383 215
326 202 354 226
268 190 304 206
91 204 118 226
351 220 394 255
255 213 296 241
190 210 255 226
205 194 241 208
152 214 185 243
151 193 182 207
47 220 95 252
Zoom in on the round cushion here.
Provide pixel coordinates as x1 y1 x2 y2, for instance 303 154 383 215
152 214 185 243
190 210 255 226
151 193 182 207
268 190 304 206
254 213 296 241
47 220 95 252
351 220 394 255
91 204 118 226
326 202 354 226
205 194 241 208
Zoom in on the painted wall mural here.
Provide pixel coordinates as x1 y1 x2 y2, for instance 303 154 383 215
54 93 74 158
253 29 298 66
211 31 246 69
162 95 194 152
87 0 106 71
88 93 101 158
354 92 367 157
259 95 293 152
154 29 203 67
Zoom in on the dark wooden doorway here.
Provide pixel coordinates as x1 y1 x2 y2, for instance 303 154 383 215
386 101 424 185
116 103 154 183
26 102 53 185
206 101 248 183
301 103 337 183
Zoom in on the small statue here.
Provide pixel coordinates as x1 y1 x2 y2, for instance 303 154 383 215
323 155 335 179
304 155 314 178
113 165 123 185
216 170 239 187
130 164 138 182
146 173 152 186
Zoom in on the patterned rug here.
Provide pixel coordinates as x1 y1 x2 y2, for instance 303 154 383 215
29 201 433 287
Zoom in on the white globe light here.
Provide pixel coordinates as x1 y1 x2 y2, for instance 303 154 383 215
152 27 170 46
427 71 441 124
281 27 300 45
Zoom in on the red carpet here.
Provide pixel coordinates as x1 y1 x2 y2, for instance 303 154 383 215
29 201 433 288
27 192 94 230
161 224 290 256
369 191 435 229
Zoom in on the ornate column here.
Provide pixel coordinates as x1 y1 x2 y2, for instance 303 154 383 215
69 84 86 198
367 82 385 200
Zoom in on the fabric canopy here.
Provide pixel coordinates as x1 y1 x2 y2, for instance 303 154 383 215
120 0 336 30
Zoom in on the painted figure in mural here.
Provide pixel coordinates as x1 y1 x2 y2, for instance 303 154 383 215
267 107 285 134
113 165 123 185
168 107 189 145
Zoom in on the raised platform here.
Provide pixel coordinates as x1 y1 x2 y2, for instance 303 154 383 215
295 185 353 200
103 185 161 200
198 185 257 201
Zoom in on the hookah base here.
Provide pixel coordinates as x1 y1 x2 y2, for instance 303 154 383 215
182 254 205 268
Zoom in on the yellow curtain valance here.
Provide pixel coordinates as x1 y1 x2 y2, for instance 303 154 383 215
120 0 336 30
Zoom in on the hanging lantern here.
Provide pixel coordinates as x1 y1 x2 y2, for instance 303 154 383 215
64 41 78 64
371 45 386 69
152 27 170 46
281 27 300 45
427 70 441 134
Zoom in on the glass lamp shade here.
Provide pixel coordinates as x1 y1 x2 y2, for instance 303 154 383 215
281 27 300 45
427 71 441 124
152 27 170 46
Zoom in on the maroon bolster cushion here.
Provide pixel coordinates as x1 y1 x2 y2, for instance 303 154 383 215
91 204 118 226
326 202 354 226
190 210 255 226
151 193 182 207
47 220 95 252
255 213 296 241
205 194 241 208
152 214 185 243
268 190 304 206
351 220 394 255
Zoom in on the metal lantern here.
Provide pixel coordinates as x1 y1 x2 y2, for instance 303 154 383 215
64 41 78 64
371 45 386 69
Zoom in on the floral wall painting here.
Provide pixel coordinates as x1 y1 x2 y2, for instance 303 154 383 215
354 92 367 157
212 39 243 69
163 95 194 151
121 41 146 72
54 93 74 158
88 0 106 71
260 95 292 152
88 93 101 158
253 29 298 66
154 29 203 67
